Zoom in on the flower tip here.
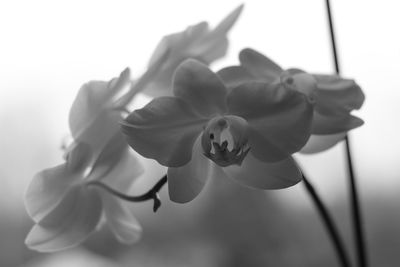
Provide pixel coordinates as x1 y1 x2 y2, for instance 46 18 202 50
238 47 261 62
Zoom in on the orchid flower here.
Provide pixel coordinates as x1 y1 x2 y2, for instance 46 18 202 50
24 140 144 252
121 59 314 203
218 48 365 153
143 4 244 97
24 69 145 252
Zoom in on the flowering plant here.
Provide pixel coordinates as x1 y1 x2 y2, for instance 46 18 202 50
23 3 368 267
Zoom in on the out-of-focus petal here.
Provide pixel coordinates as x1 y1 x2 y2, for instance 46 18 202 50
92 143 144 194
168 136 226 203
24 165 80 223
314 75 365 115
224 153 302 189
217 66 256 90
25 187 102 252
228 82 313 161
173 60 228 117
68 69 130 153
239 48 283 82
144 5 243 97
312 112 364 135
88 131 128 181
301 132 347 154
148 22 209 69
190 4 244 63
100 192 142 244
121 97 207 167
24 143 90 223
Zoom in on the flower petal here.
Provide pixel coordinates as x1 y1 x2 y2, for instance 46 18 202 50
224 153 302 189
314 75 365 115
148 22 209 69
168 136 226 203
301 132 347 154
191 4 244 63
312 112 364 134
121 97 206 167
91 138 144 194
228 82 313 161
100 192 142 244
25 165 78 223
239 48 283 82
24 143 90 223
173 60 228 117
25 187 102 252
69 68 130 145
217 66 256 90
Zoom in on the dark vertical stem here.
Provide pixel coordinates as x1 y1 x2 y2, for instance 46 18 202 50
325 1 368 266
303 174 351 267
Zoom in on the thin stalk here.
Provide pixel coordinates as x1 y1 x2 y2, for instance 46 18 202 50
325 1 367 266
88 175 168 212
302 173 351 267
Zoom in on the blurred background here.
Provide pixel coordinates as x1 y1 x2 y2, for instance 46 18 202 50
1 0 399 266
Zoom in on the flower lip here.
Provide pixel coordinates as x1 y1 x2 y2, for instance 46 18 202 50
201 115 250 167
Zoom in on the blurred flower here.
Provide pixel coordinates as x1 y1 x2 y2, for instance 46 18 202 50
24 135 144 252
122 60 313 203
25 69 145 252
218 48 365 153
143 4 244 97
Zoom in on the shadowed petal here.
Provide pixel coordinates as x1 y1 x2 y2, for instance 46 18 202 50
101 192 142 244
168 136 226 203
217 66 256 90
224 153 302 189
121 97 207 167
239 48 283 82
93 147 144 194
228 82 313 161
301 132 347 154
88 130 144 193
25 187 102 252
314 75 365 116
312 112 364 135
173 60 228 117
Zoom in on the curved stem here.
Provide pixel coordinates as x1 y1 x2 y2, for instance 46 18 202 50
88 175 168 212
302 173 352 267
325 1 368 266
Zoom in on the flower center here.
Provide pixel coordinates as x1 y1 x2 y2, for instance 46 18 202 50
201 115 250 167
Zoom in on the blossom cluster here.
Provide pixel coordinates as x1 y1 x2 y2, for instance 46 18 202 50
24 4 364 253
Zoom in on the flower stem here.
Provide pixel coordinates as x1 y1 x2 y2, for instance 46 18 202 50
302 173 352 267
325 1 367 266
88 175 168 212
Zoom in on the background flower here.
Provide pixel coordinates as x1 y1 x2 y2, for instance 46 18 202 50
142 4 244 97
24 139 144 252
24 69 145 252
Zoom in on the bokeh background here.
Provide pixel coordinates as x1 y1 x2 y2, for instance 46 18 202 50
1 0 399 266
